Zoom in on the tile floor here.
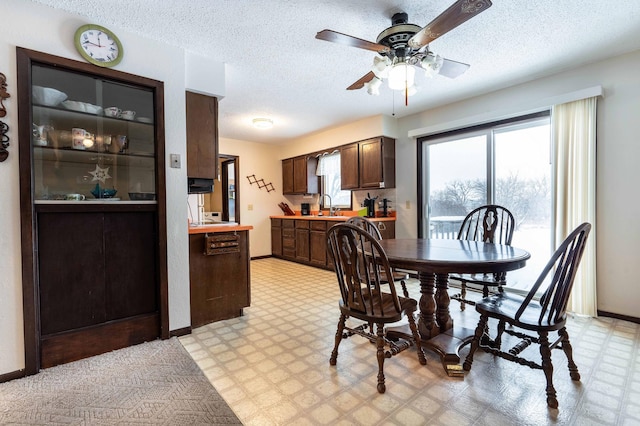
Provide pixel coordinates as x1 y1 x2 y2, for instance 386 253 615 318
179 258 640 425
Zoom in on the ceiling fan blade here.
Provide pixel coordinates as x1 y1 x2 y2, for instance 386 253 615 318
347 72 375 90
316 29 390 53
407 0 492 49
439 58 470 78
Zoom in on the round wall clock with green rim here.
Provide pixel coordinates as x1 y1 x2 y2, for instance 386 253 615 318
74 24 123 67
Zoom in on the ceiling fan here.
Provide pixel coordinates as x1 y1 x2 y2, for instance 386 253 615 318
315 0 492 103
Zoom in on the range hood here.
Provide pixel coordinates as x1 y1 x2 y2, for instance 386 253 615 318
188 177 213 194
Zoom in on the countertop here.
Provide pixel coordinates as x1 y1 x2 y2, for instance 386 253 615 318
269 215 396 222
188 223 254 234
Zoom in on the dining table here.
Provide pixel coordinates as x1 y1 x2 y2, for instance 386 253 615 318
377 238 531 376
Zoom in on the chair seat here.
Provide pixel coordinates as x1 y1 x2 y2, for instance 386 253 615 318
339 292 416 324
476 293 567 332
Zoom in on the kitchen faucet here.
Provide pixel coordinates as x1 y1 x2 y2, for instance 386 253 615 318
320 193 335 216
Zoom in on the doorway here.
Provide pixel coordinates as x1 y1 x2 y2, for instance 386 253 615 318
203 155 239 223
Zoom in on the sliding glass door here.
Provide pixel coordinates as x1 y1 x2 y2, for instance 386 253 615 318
419 113 551 292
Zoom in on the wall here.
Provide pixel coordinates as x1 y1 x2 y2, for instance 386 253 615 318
0 0 195 375
394 50 640 318
219 137 283 257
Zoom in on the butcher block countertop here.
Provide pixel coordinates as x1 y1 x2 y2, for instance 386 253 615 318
188 223 253 234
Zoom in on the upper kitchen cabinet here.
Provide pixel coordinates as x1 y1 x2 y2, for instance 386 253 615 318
340 142 359 190
16 47 168 373
341 137 396 190
282 155 319 195
186 91 218 180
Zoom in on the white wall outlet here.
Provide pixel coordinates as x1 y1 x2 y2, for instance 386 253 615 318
170 153 181 169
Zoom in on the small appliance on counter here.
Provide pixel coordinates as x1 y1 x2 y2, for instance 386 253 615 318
301 203 311 216
363 193 378 218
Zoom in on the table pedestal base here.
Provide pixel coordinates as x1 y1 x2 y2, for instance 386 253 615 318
387 324 474 377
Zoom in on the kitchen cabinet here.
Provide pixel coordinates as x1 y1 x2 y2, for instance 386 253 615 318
295 220 310 262
282 155 319 194
309 221 328 267
340 143 359 190
186 91 218 180
271 217 395 270
282 219 296 259
189 231 251 327
340 137 396 190
271 218 283 256
17 47 168 372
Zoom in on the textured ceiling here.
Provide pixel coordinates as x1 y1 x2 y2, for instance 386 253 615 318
29 0 640 144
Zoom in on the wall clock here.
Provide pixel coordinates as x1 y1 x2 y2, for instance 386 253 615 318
74 24 123 67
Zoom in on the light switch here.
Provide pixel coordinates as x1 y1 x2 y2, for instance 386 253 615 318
248 204 253 211
405 200 411 209
170 154 181 169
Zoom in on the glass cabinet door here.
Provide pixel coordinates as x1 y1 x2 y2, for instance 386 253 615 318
31 64 157 202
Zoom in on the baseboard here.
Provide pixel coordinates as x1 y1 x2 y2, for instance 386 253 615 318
251 255 272 260
170 326 192 337
598 310 640 324
0 369 25 383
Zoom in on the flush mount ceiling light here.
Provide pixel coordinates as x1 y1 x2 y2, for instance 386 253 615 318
252 118 273 129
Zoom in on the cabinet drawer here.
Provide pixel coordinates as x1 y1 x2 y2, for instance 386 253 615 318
282 228 295 239
282 219 295 229
271 218 282 227
295 220 310 229
310 221 327 231
205 233 240 255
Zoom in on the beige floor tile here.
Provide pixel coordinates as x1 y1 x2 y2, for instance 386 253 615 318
180 257 640 425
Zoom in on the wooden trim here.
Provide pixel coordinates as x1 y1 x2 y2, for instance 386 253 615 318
170 327 192 338
597 310 640 324
40 314 159 369
0 369 26 384
251 255 272 260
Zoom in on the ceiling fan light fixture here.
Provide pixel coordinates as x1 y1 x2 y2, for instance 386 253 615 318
371 56 391 79
364 77 382 95
387 62 415 91
252 118 273 129
421 53 444 77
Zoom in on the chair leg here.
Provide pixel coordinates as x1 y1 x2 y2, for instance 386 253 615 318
407 311 427 365
376 323 386 393
463 313 488 371
400 279 409 298
559 327 581 381
460 282 467 311
330 313 346 366
538 331 558 409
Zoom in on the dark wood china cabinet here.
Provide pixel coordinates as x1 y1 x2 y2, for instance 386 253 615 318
17 48 168 373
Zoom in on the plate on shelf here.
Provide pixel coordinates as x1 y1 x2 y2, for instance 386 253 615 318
86 197 121 201
136 117 153 123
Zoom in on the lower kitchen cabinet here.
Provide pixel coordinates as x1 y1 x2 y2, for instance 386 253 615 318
295 220 310 261
189 230 251 327
271 218 395 270
309 221 328 267
282 219 296 260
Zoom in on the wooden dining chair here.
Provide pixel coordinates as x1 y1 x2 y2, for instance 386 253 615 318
345 216 410 297
463 222 591 409
327 223 427 393
449 205 515 310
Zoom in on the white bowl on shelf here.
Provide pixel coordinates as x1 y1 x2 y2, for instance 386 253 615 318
84 104 103 115
61 100 86 112
32 86 67 106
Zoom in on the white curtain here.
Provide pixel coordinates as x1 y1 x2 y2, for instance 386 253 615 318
552 97 597 316
316 151 340 176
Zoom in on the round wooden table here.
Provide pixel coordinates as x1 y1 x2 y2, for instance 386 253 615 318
377 238 531 374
